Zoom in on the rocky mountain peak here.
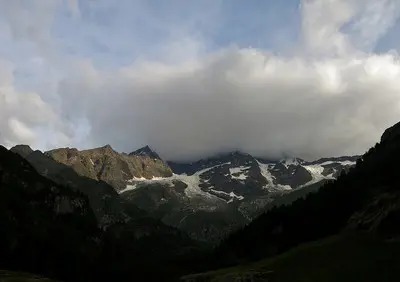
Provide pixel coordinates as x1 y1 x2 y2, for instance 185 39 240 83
41 144 173 192
130 145 161 160
10 144 34 158
45 147 82 164
95 144 115 154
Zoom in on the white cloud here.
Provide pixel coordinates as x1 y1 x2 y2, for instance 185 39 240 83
349 0 400 50
0 61 72 149
300 0 400 55
7 118 36 143
301 0 355 55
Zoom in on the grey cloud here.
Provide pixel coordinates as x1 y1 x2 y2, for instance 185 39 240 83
58 49 400 161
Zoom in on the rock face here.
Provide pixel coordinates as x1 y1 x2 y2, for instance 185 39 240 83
45 145 173 192
10 145 136 228
130 145 162 160
9 144 34 158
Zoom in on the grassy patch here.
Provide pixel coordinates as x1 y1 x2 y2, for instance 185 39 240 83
0 270 59 282
182 234 400 282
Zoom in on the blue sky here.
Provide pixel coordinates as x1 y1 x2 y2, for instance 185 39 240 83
2 0 400 161
50 0 301 67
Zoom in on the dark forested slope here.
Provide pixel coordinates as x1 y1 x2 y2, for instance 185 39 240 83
207 121 400 271
0 146 204 282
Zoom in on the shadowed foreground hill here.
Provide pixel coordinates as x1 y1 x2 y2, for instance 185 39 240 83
0 146 205 282
184 121 400 281
0 145 100 282
183 234 400 282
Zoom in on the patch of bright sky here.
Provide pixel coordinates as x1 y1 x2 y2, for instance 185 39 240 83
49 0 301 69
374 17 400 53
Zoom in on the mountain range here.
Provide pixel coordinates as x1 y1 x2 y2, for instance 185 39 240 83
10 143 357 243
2 120 400 281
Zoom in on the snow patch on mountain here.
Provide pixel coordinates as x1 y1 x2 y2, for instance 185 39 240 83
229 166 251 180
119 184 137 194
210 189 244 203
319 160 356 166
119 162 233 200
299 164 335 188
120 153 358 203
257 161 292 191
281 158 304 168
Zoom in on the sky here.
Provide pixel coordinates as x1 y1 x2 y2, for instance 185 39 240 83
1 0 400 161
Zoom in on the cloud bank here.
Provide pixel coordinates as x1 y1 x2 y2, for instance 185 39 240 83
1 0 400 161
